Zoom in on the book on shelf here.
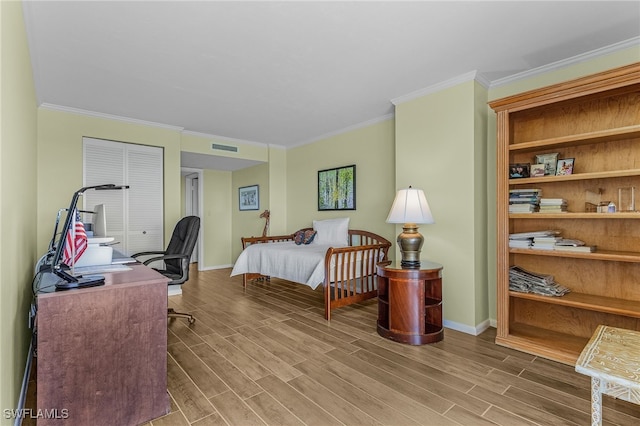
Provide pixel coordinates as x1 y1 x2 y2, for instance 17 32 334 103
534 236 562 243
509 204 538 213
555 238 585 247
532 243 555 250
509 239 532 248
554 245 597 253
509 197 540 203
509 230 559 240
539 198 566 204
538 206 567 212
509 188 541 193
532 235 560 250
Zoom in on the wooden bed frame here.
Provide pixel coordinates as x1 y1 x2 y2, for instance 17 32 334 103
240 229 391 320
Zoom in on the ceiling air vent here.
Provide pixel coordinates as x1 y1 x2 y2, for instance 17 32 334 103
211 143 238 153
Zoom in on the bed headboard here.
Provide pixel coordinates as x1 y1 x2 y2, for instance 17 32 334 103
241 228 391 251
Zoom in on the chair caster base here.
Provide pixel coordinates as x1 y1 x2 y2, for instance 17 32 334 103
168 308 195 324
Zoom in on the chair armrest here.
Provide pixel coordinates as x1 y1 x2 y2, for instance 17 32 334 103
131 250 165 258
141 253 189 266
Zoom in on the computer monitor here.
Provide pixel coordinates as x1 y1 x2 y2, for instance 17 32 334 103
92 204 107 237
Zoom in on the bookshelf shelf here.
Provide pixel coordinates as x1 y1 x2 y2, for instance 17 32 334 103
509 169 640 185
508 125 640 153
509 248 640 263
510 291 640 318
509 212 640 219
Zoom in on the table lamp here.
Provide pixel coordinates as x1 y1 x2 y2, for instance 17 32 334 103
386 186 435 268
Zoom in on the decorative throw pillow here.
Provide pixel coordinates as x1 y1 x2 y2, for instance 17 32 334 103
294 230 305 245
302 230 317 245
312 217 350 247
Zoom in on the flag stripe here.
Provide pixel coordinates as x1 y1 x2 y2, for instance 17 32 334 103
63 210 88 265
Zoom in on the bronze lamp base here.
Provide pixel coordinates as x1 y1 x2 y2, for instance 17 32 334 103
397 223 424 268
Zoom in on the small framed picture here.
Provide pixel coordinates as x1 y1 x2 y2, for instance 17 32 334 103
509 163 530 179
530 164 546 177
239 185 259 210
556 158 575 176
535 152 559 175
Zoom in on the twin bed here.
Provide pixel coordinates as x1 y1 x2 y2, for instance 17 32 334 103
231 218 391 320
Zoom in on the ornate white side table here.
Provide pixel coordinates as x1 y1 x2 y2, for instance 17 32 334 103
575 325 640 426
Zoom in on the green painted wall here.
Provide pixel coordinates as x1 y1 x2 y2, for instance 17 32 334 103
395 80 487 331
231 163 270 259
36 110 182 255
286 119 397 245
267 146 287 236
0 2 38 422
203 169 233 266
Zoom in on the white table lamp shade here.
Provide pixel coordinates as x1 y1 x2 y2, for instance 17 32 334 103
386 188 435 224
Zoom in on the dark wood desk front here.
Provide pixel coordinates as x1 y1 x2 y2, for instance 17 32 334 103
35 264 170 425
377 260 444 345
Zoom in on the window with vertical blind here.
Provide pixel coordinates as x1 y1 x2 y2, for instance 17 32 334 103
83 137 164 255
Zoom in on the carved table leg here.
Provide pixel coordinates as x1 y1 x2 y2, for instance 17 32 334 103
591 377 602 426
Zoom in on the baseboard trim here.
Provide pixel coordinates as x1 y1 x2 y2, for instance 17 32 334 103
15 336 34 426
168 285 182 296
199 264 233 271
444 319 493 336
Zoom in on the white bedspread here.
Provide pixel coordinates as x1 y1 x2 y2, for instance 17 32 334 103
231 241 333 290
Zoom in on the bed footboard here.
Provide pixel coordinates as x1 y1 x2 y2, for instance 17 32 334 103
240 228 391 320
323 230 391 320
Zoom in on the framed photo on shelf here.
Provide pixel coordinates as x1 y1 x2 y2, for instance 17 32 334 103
530 164 546 177
318 164 356 210
239 185 259 210
509 163 530 179
535 152 559 175
556 158 575 176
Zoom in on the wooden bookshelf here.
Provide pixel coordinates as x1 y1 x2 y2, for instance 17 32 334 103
490 63 640 365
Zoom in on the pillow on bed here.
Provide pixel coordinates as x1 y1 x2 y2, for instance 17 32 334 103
294 230 305 245
303 230 317 244
294 229 317 245
312 217 350 247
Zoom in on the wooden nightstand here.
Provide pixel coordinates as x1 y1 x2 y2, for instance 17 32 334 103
376 260 443 345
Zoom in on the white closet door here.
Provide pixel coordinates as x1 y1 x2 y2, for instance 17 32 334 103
83 141 126 245
83 138 163 255
126 144 164 254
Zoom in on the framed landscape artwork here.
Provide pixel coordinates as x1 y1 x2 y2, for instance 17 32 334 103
318 165 356 211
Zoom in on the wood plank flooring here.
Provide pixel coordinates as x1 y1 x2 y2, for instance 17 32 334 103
27 266 640 425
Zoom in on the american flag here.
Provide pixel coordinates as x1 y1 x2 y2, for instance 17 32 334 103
63 209 88 265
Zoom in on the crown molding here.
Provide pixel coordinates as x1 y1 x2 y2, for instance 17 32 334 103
391 70 487 106
39 103 184 131
289 113 395 149
490 36 640 88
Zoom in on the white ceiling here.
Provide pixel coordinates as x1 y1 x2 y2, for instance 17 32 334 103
23 1 640 170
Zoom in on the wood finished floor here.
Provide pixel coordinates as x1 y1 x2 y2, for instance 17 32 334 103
27 266 640 425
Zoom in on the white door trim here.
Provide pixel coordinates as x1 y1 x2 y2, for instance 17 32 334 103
182 167 204 270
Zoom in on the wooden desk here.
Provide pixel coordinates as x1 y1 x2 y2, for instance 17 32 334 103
376 260 444 345
575 325 640 426
35 264 170 425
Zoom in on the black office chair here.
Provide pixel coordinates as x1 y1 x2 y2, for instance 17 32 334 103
132 216 200 324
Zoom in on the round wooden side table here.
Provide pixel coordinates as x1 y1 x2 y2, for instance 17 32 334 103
376 260 444 345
